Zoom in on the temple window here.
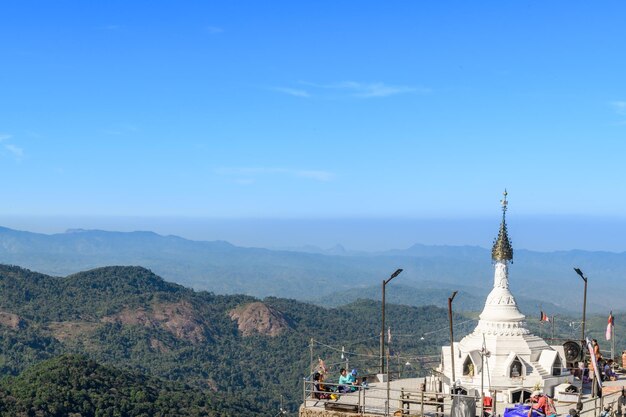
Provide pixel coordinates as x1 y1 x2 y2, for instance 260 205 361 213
510 357 522 378
462 356 474 376
552 355 562 376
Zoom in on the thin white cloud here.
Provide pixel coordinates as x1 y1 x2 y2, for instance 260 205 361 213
323 81 428 98
4 144 23 159
0 133 24 161
269 87 310 98
216 167 334 182
271 81 430 99
611 101 626 116
357 83 416 97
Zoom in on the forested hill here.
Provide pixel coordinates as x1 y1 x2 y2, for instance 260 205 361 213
0 226 624 312
0 264 620 415
0 264 474 415
0 354 264 417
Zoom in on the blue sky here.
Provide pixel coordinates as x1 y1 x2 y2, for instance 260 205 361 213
1 1 626 249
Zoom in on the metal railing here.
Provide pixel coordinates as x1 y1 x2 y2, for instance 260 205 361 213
302 375 625 417
302 378 486 416
576 390 622 417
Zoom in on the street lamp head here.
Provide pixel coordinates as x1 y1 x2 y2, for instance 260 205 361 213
449 290 458 302
574 267 587 282
386 268 403 284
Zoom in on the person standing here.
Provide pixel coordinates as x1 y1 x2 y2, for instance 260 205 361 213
593 339 602 361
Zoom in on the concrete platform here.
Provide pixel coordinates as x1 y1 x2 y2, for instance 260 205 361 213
301 374 626 416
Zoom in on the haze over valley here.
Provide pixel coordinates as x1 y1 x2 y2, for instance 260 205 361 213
0 225 622 314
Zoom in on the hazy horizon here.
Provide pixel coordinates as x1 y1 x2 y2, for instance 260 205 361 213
2 214 626 253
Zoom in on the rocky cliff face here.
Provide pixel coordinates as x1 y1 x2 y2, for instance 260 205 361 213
102 301 208 343
229 302 291 337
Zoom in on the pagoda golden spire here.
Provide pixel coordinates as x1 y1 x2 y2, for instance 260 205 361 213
491 189 513 262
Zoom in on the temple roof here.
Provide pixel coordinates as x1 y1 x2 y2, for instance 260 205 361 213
492 190 513 262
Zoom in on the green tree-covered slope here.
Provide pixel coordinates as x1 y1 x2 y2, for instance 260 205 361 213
0 354 264 417
0 264 619 414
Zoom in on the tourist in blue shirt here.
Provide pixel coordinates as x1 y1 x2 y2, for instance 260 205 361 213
338 368 351 392
338 368 360 392
348 369 357 384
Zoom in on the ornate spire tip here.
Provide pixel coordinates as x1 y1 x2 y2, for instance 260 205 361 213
492 190 513 262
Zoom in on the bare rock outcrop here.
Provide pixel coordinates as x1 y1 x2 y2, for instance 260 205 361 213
229 302 290 337
0 311 24 329
102 301 207 344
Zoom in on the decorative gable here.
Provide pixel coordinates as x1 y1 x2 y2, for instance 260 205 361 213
503 351 529 377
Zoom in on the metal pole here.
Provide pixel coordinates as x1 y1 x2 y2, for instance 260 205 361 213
552 315 555 341
380 269 403 375
481 350 484 410
582 278 587 342
493 390 497 417
481 351 485 417
381 279 385 374
310 338 314 375
386 348 390 416
575 268 588 363
361 384 366 417
448 291 458 390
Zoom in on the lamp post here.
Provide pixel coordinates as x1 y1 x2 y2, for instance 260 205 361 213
380 268 403 374
480 334 490 417
573 268 588 346
448 290 458 390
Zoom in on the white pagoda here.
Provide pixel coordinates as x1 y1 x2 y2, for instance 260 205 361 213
439 191 572 402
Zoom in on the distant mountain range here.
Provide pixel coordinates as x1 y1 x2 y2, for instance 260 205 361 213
312 283 575 316
0 226 621 313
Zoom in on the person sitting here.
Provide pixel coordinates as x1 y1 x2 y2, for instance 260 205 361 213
346 369 362 391
348 369 357 383
312 372 331 400
604 360 617 381
338 368 354 393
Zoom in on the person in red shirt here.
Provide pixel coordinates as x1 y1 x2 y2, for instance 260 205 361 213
531 391 549 415
530 391 556 417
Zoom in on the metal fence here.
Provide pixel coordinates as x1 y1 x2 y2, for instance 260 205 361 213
302 378 486 416
576 390 622 417
302 376 624 417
